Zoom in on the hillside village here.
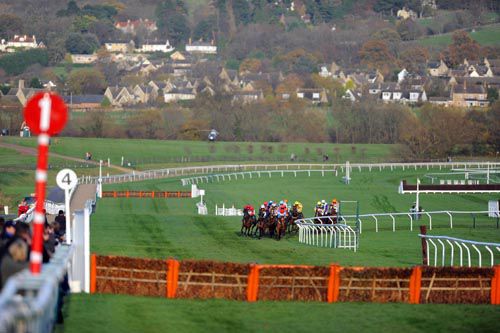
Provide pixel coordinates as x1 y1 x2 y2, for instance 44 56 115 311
1 24 499 110
0 0 498 155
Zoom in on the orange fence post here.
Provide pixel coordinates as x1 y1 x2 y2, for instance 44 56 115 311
491 265 500 305
327 264 341 303
152 191 155 198
409 266 422 304
246 264 260 302
126 191 129 198
166 259 180 298
113 191 117 198
90 254 97 294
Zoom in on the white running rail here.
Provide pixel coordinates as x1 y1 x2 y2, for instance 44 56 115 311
181 169 339 186
77 162 500 185
418 234 500 267
215 204 243 216
337 210 499 233
0 244 73 332
295 216 358 251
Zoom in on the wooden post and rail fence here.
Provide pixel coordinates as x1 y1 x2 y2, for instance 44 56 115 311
89 254 500 305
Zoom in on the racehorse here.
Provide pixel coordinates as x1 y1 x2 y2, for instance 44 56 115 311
256 209 267 239
267 214 277 238
275 215 286 241
287 207 302 234
240 214 255 236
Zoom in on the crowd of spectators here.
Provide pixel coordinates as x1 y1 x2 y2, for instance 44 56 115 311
0 207 67 290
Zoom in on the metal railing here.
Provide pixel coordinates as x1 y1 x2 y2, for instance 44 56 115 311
337 210 499 233
0 244 73 333
181 169 339 186
418 234 500 267
77 161 500 185
215 204 243 216
295 216 358 251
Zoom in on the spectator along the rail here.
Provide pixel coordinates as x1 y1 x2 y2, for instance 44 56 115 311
53 210 66 243
0 220 16 247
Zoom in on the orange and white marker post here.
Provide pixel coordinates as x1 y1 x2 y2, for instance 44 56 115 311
24 92 67 274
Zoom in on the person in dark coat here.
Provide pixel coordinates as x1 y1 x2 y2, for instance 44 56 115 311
0 239 29 289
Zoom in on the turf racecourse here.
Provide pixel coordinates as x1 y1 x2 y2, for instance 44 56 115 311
90 169 500 266
56 165 500 332
57 295 500 333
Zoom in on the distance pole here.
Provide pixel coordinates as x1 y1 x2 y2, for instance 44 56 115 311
30 94 52 274
24 92 68 275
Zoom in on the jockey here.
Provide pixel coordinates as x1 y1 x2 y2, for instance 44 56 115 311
277 201 288 218
243 204 252 217
259 204 267 218
248 205 255 217
321 200 328 216
294 201 303 213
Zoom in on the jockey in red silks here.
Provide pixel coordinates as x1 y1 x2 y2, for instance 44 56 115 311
277 200 288 219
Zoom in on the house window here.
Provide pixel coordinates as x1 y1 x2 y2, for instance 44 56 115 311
297 93 304 98
410 93 419 101
382 92 391 99
312 93 320 99
282 93 290 99
393 93 401 100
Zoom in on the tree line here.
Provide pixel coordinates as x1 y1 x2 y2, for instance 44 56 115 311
52 99 500 160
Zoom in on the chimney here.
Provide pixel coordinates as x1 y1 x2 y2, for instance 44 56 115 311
18 80 24 90
211 39 214 45
189 38 192 45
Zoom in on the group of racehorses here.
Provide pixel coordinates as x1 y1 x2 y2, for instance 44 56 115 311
240 204 304 241
240 199 340 240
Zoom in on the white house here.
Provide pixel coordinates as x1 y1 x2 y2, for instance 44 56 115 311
7 35 38 49
138 40 174 53
71 54 98 64
115 19 157 34
185 39 217 54
164 88 196 103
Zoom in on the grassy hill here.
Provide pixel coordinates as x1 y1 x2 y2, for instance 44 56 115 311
417 24 500 47
2 137 399 168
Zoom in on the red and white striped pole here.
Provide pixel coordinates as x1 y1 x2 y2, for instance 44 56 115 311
24 92 67 274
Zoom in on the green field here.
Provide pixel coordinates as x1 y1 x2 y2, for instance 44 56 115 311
91 169 500 266
67 167 500 333
1 136 398 168
1 139 499 332
0 146 99 206
57 294 500 333
418 24 500 47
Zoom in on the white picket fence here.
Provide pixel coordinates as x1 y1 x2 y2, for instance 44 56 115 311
77 162 500 185
295 216 358 251
215 204 243 216
418 234 500 267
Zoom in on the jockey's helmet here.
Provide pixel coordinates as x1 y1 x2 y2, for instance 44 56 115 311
261 204 265 209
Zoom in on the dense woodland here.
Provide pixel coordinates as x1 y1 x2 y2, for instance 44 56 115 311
0 0 499 159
